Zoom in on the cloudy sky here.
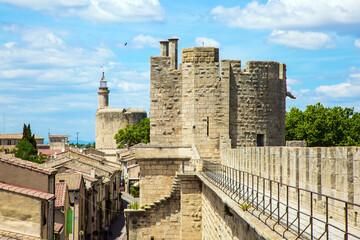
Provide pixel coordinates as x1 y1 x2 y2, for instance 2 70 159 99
0 0 359 142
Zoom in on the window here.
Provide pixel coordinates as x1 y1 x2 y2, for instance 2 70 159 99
257 134 264 146
207 117 209 137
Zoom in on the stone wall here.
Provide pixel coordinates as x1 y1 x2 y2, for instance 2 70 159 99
226 61 286 147
150 42 287 161
125 177 181 240
179 174 202 240
201 179 281 240
95 108 146 149
138 159 184 206
0 191 42 237
150 56 182 145
220 139 360 226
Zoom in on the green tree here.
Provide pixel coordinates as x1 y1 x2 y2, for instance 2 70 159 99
14 123 43 163
114 118 150 148
286 103 360 147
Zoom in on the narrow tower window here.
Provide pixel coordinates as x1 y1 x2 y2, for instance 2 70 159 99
207 117 209 137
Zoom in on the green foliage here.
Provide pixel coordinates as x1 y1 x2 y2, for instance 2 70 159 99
129 186 139 197
14 123 46 163
15 139 38 162
69 142 95 148
131 201 139 210
240 202 251 211
22 124 37 150
114 118 150 148
286 103 360 147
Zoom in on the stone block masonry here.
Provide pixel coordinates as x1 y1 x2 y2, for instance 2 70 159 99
220 139 360 227
150 38 287 161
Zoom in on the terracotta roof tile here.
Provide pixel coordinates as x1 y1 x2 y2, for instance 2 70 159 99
54 222 63 233
0 229 42 239
0 133 43 140
55 173 83 191
0 182 54 200
55 182 67 208
0 154 57 175
38 149 62 156
49 135 67 138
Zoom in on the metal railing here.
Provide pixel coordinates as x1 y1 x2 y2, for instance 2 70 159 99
202 160 360 240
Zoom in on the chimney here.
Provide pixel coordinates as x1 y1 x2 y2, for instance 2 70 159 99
159 40 169 57
168 38 179 70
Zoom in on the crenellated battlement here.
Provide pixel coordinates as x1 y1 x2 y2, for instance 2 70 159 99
150 38 288 158
182 47 219 63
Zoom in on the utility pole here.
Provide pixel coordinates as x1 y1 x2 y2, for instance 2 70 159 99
76 132 80 147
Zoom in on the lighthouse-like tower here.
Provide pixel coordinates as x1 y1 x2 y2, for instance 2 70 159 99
95 72 147 152
97 72 109 109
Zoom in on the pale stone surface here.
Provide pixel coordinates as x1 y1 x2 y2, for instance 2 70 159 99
95 108 146 149
220 143 360 227
150 44 286 162
0 191 42 238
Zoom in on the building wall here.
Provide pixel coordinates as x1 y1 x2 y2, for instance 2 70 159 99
0 191 42 237
220 140 360 226
95 108 147 149
0 162 49 192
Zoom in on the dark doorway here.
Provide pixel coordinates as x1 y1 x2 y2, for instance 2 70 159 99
257 134 264 146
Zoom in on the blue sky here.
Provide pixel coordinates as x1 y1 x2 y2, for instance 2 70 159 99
0 0 359 142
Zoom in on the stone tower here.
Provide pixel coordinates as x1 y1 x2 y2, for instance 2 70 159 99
150 38 287 160
97 72 109 109
95 73 147 151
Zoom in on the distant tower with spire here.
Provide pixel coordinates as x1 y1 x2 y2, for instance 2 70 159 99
95 71 147 151
97 72 109 109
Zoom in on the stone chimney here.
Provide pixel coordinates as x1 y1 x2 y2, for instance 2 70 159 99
160 40 169 57
168 38 178 70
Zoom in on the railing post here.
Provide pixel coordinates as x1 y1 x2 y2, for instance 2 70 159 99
310 192 313 240
345 202 348 240
298 188 300 236
326 196 329 240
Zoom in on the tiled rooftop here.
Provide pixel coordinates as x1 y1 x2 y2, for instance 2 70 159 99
55 182 67 208
55 173 83 191
0 154 57 175
0 229 42 240
38 149 62 156
0 181 55 200
0 133 43 140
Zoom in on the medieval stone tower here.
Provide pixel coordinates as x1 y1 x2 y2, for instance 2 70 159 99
150 38 287 160
95 72 147 149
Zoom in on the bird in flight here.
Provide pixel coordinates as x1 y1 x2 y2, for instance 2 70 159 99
124 42 127 46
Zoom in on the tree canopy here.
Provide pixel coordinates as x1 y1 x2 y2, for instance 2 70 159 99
114 118 150 148
15 123 44 163
286 103 360 147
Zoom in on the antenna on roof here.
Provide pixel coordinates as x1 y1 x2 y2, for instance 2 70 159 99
76 132 80 147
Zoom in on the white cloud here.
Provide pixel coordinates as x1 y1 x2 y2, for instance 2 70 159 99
315 68 360 98
268 30 336 50
117 81 148 92
355 39 360 48
22 28 65 48
195 37 220 48
0 0 164 23
123 34 160 49
211 0 360 29
3 42 16 48
287 78 303 85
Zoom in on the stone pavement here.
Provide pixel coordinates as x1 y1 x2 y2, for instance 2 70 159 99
205 171 360 240
108 193 139 240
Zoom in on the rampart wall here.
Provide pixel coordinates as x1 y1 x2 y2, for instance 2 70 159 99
220 138 360 226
